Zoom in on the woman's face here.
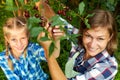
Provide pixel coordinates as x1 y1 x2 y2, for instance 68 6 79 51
6 28 28 56
83 27 111 57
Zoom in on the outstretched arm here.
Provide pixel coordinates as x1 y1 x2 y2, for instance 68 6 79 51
38 22 67 80
36 0 61 58
44 42 67 80
36 1 72 79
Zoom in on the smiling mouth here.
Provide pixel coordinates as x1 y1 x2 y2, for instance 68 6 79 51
88 48 97 52
17 48 24 51
15 46 24 51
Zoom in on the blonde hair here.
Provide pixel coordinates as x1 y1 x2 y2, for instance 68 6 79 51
3 1 56 70
3 17 29 55
3 17 29 70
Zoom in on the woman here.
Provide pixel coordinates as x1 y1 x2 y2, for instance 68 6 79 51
42 9 118 80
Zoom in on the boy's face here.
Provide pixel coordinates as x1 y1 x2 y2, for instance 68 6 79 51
6 28 28 56
82 26 111 57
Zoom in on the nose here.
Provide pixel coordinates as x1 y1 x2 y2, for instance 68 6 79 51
89 39 97 48
16 40 22 47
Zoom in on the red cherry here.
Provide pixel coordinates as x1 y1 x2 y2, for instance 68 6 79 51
64 6 70 11
39 22 45 27
45 0 49 4
57 10 62 14
62 11 66 16
39 16 44 20
33 6 38 11
35 14 39 18
48 22 52 27
24 11 30 18
66 16 72 21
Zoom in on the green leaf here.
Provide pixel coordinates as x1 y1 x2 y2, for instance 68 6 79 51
0 5 4 8
33 0 40 2
49 42 55 56
69 34 80 45
69 38 77 45
84 18 90 28
5 0 13 7
108 0 115 5
5 0 17 11
30 27 43 37
84 13 94 29
50 15 66 26
18 0 24 4
86 13 95 18
39 36 50 41
70 34 80 38
78 1 85 16
18 0 24 6
28 17 41 24
106 2 115 11
60 36 67 40
27 17 41 29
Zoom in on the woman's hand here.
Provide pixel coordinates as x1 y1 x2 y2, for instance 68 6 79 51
52 25 65 40
38 22 64 58
38 22 52 48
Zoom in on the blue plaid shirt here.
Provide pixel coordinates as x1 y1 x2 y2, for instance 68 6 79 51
0 42 48 80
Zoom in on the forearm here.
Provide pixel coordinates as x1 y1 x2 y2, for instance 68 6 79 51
43 42 67 80
47 54 67 80
52 40 60 58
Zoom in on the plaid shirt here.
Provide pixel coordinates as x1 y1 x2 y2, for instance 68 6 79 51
59 16 118 80
67 45 118 80
0 42 48 80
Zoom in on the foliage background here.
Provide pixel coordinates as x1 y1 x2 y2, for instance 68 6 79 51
0 0 120 80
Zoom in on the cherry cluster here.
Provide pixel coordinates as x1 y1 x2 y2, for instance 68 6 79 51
24 4 48 27
24 0 72 27
24 10 30 18
44 0 49 4
39 16 47 27
57 6 72 21
23 0 51 27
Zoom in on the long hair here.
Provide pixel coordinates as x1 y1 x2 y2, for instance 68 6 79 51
3 17 29 56
78 9 118 55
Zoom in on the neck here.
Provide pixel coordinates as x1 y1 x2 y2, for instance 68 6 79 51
83 53 92 60
10 49 22 60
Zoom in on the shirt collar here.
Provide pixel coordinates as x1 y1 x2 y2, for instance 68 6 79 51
74 49 111 74
83 49 110 69
8 50 25 64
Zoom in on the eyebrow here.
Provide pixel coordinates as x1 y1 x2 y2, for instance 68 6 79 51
85 31 107 38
